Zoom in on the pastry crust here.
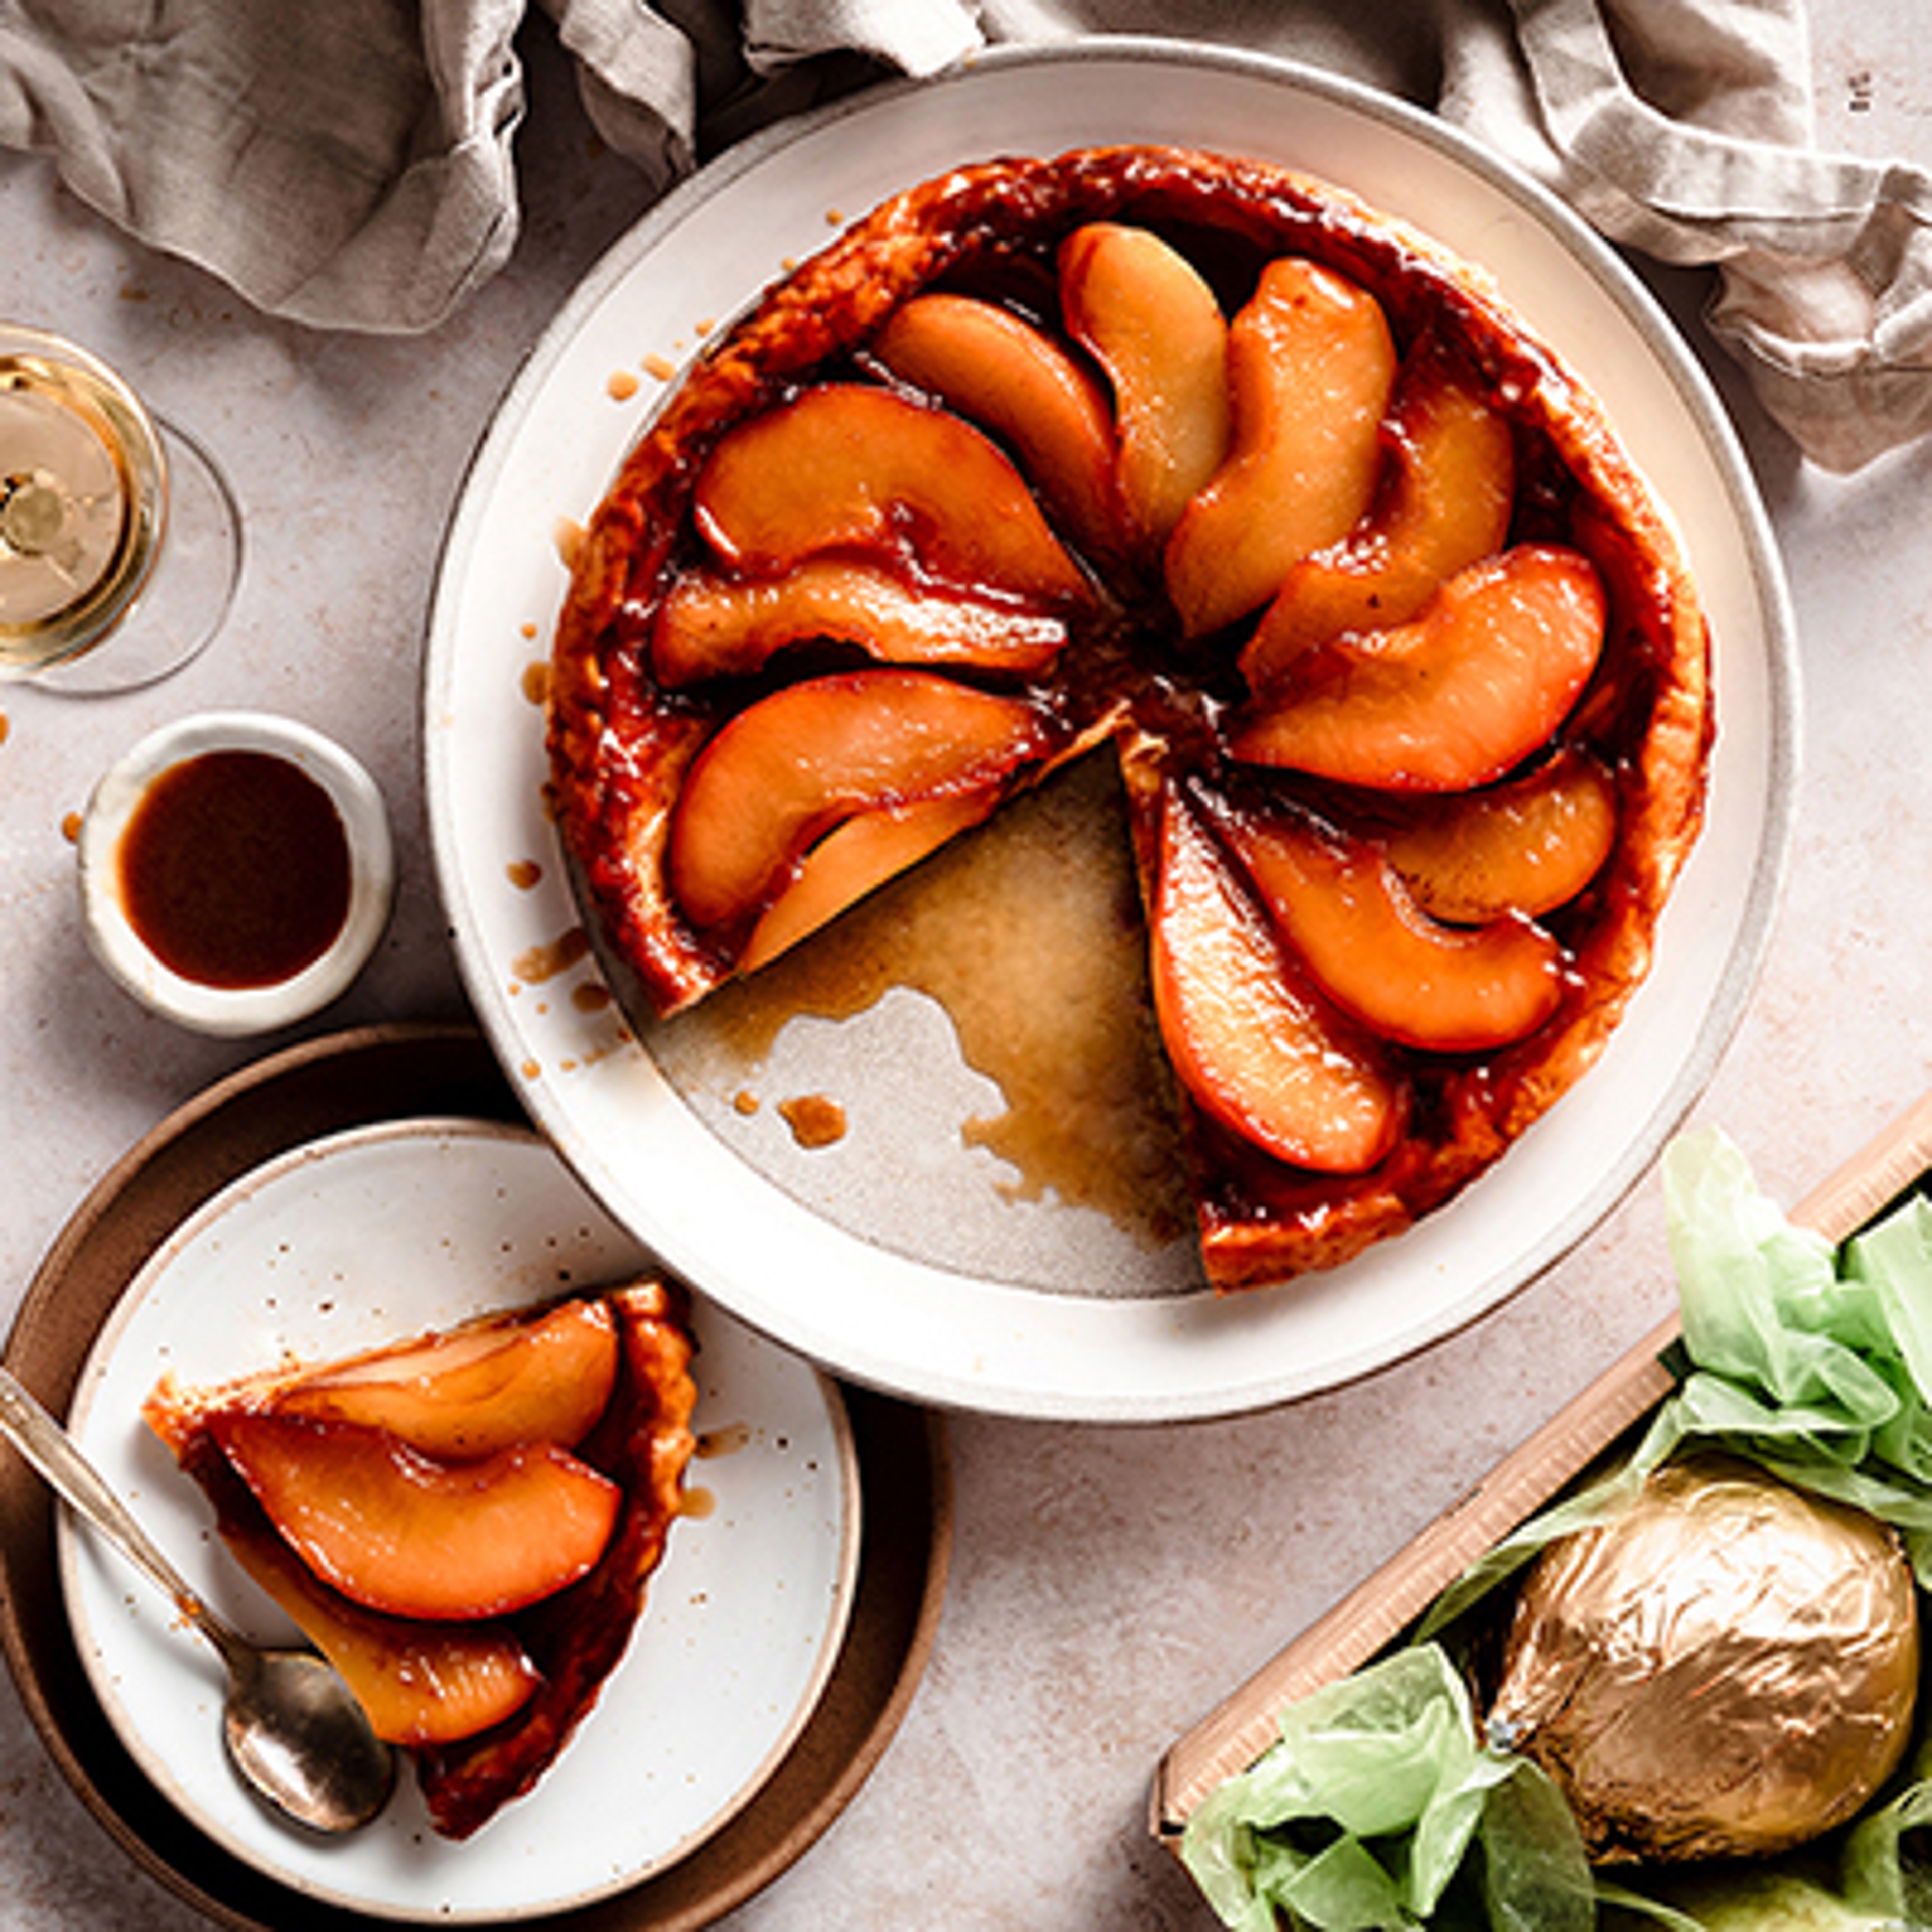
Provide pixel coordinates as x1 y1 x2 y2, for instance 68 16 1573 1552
548 145 1711 1292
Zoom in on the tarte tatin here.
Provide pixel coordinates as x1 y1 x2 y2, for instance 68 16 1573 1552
547 145 1711 1292
144 1278 697 1838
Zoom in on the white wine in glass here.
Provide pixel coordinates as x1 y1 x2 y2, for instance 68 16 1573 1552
0 325 239 693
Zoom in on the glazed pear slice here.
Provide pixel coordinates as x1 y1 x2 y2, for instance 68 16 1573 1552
1166 257 1397 639
871 292 1126 564
1379 747 1620 923
1215 804 1566 1053
1060 222 1230 547
652 558 1068 688
1242 352 1517 684
692 382 1090 604
272 1297 619 1460
1229 545 1607 791
741 789 998 973
668 668 1053 934
225 1525 540 1747
211 1413 622 1622
1150 787 1403 1174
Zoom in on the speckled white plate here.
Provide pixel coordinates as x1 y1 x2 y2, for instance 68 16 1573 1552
424 40 1798 1422
56 1118 861 1924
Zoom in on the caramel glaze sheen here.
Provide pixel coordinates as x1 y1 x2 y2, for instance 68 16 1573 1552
547 144 1713 1290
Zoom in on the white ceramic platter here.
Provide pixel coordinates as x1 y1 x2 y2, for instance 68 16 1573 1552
57 1118 861 1923
424 41 1797 1423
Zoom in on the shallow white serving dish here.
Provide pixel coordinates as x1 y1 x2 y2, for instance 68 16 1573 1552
57 1117 861 1923
423 40 1798 1423
78 709 394 1036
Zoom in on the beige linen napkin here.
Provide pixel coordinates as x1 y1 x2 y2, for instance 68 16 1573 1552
1439 0 1932 469
2 0 1926 469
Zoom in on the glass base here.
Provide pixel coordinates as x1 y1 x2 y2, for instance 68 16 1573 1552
32 413 242 697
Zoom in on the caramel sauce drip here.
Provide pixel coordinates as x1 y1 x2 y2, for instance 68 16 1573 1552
696 1421 753 1459
670 755 1191 1249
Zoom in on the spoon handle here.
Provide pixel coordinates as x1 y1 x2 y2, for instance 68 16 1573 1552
0 1365 219 1635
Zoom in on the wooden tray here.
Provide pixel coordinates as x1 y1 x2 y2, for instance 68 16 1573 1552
1152 1087 1932 1843
2 1021 952 1931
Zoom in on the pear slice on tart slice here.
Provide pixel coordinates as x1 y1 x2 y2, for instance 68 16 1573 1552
739 787 1002 974
1375 746 1620 924
667 667 1057 939
1229 545 1607 792
1165 256 1397 641
1242 345 1517 685
1208 797 1567 1054
1059 221 1231 549
270 1295 619 1461
652 557 1069 688
209 1413 623 1622
145 1279 698 1837
870 291 1127 566
220 1521 543 1748
1149 783 1405 1175
690 381 1092 606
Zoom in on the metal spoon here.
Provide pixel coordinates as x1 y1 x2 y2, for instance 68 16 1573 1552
0 1365 396 1833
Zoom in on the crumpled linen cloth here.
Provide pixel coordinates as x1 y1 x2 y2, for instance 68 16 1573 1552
3 1 1927 471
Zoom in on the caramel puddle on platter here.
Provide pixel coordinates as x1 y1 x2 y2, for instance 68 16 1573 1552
670 753 1191 1249
778 1093 847 1149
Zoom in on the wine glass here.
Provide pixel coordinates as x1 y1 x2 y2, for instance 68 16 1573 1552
0 324 240 694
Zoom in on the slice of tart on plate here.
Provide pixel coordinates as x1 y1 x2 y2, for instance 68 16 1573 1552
143 1276 698 1840
547 143 1712 1293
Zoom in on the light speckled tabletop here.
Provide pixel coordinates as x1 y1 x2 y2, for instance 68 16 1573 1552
4 8 1930 1928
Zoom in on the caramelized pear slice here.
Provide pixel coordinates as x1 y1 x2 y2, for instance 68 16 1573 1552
668 668 1052 933
652 558 1067 688
1242 353 1516 684
1217 804 1566 1052
273 1298 618 1460
1059 222 1230 546
691 382 1089 603
212 1413 622 1622
872 292 1125 563
1166 257 1397 639
1150 787 1403 1174
1379 747 1620 923
1229 545 1606 791
740 789 998 973
225 1527 540 1747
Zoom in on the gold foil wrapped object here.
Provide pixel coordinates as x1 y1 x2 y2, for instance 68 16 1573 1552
1485 1455 1919 1864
